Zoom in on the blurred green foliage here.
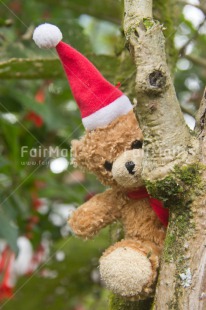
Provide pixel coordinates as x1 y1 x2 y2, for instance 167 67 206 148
2 229 112 310
0 0 206 309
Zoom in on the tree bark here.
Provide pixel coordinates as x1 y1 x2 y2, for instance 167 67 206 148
152 92 206 310
200 0 206 13
124 0 198 182
118 1 206 310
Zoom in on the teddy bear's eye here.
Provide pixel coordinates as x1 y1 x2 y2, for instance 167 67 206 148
131 140 143 149
104 161 113 172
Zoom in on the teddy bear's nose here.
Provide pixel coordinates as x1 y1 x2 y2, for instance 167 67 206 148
125 161 135 175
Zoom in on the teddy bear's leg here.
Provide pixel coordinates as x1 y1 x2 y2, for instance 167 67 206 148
99 239 161 298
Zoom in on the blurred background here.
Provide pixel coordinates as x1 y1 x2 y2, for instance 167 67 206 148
0 0 205 309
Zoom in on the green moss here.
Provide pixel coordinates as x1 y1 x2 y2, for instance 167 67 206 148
163 206 193 264
146 163 204 208
147 175 184 207
109 294 153 310
174 164 202 186
161 201 194 307
147 163 204 308
146 162 204 263
124 26 134 41
163 233 176 262
143 18 154 30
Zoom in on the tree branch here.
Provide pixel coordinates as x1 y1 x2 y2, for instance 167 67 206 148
195 88 206 164
199 0 206 14
185 54 206 69
124 0 198 182
123 1 206 310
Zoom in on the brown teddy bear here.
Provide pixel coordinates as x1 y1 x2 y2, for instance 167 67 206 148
33 23 169 299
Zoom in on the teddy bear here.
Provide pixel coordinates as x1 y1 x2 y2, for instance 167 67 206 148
33 23 169 299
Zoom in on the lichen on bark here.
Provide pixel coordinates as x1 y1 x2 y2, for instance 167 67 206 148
146 163 204 207
151 91 206 310
109 293 153 310
146 163 204 308
118 1 206 310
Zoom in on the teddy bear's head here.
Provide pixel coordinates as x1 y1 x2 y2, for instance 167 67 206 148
71 110 144 189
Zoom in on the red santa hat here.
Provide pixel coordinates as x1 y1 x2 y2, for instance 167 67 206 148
33 23 133 131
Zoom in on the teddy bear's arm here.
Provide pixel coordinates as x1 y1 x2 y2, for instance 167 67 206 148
68 189 121 239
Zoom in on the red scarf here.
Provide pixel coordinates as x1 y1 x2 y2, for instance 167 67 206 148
127 187 169 227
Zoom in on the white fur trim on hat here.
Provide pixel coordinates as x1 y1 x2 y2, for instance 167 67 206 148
33 23 62 49
82 95 133 131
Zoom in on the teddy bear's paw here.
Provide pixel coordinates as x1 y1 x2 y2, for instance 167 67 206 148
99 247 153 297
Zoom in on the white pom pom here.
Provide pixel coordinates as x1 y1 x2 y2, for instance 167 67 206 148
33 23 62 49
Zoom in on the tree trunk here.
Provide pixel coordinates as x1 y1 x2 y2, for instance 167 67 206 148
109 0 206 309
152 91 206 309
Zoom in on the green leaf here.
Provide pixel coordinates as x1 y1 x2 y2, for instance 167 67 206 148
0 210 19 253
2 230 111 310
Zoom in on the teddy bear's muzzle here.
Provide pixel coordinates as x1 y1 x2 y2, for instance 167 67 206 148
112 149 144 188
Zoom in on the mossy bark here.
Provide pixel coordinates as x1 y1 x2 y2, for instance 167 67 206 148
112 1 206 310
200 0 206 12
146 163 206 309
109 294 153 310
153 188 206 309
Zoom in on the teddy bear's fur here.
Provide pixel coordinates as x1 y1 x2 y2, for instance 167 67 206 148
69 110 166 298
